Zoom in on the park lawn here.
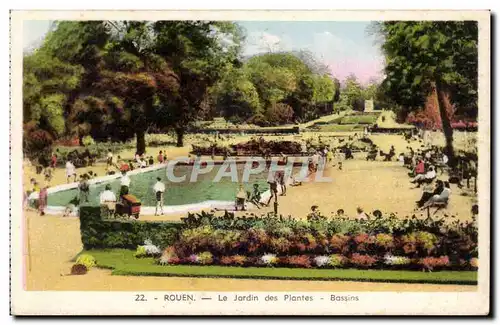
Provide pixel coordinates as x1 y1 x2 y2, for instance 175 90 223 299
82 249 477 285
308 124 364 132
339 115 379 125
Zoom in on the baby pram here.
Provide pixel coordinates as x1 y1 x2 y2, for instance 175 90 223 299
115 194 141 219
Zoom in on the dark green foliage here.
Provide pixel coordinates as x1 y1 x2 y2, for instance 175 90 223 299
376 21 478 164
79 206 181 249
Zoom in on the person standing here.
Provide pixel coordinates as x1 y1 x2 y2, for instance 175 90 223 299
38 186 48 216
312 151 320 172
249 184 263 208
266 171 278 206
99 184 117 218
65 159 77 183
106 149 113 167
153 177 165 215
277 170 286 196
78 174 90 204
326 148 334 164
44 167 53 185
120 171 131 197
157 151 164 164
50 152 57 169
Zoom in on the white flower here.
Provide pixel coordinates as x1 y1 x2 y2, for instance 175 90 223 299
261 253 278 265
384 254 410 265
144 244 161 255
314 256 330 267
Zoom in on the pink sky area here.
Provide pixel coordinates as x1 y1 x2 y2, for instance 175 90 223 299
327 58 385 85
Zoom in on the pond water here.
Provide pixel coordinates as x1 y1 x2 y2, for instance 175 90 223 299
47 164 301 207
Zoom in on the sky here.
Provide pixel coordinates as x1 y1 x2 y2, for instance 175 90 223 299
237 21 384 84
23 20 384 84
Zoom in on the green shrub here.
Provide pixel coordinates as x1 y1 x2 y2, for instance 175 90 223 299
134 246 147 258
415 231 438 252
82 135 96 147
375 233 394 250
328 254 347 268
198 252 213 265
76 254 96 269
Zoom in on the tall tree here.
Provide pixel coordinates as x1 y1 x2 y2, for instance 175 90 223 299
377 21 478 165
153 21 243 146
210 67 261 121
343 74 364 111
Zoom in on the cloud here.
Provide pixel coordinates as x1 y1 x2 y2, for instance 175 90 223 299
311 31 361 60
244 31 290 55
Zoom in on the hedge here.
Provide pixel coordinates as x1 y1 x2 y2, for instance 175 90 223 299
79 207 182 250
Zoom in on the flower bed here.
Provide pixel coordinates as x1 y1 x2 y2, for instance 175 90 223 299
143 212 478 272
83 249 478 284
190 139 304 156
79 207 478 274
231 139 303 155
191 144 233 156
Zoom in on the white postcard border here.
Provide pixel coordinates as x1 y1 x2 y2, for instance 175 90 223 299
10 9 491 315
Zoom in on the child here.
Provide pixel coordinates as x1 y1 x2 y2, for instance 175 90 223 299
78 174 90 204
44 168 53 185
157 151 164 164
307 205 322 221
63 197 79 217
249 184 262 208
50 152 57 168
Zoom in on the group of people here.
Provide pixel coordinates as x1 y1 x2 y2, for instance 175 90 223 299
306 205 371 222
110 150 169 175
99 171 167 217
403 146 452 211
307 147 335 173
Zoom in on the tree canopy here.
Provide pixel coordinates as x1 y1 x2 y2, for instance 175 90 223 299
376 21 478 163
210 51 338 125
23 20 243 154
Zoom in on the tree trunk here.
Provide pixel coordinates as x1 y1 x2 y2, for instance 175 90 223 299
435 80 456 168
175 128 184 147
136 130 146 155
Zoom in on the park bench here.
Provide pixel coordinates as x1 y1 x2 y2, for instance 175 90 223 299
425 199 449 217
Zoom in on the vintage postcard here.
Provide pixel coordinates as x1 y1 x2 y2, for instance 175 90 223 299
10 10 490 315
